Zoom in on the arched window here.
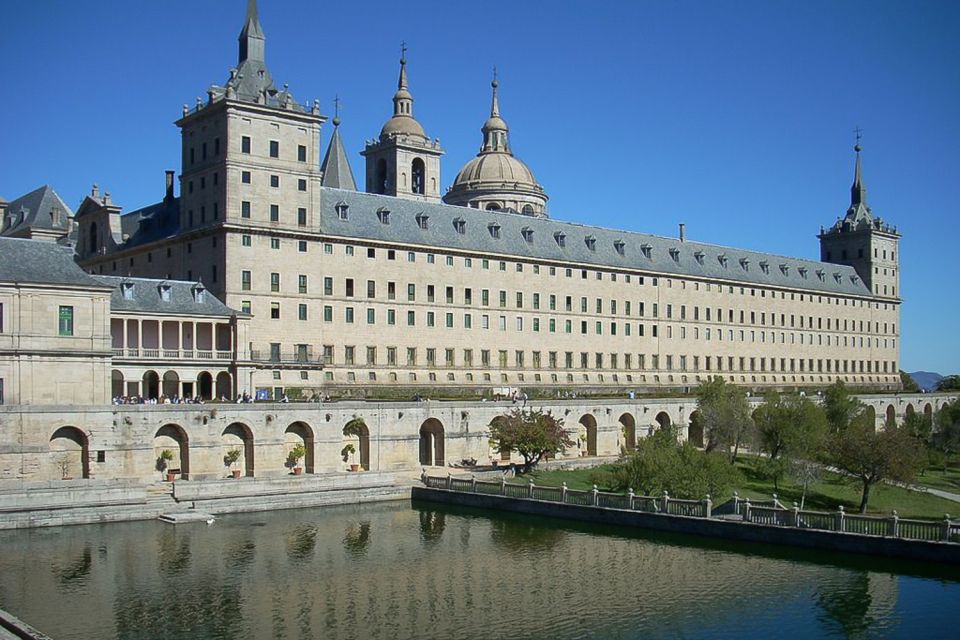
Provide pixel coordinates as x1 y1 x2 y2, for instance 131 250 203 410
521 204 534 215
411 158 425 195
486 203 501 211
375 159 388 194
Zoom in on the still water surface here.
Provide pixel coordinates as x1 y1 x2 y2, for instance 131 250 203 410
0 500 957 639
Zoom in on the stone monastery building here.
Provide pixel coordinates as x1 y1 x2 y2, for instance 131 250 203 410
2 0 902 402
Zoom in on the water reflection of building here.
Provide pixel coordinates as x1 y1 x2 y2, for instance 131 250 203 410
0 504 911 639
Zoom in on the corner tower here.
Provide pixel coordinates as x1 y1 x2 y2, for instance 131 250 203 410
361 48 443 202
819 141 900 299
444 72 548 216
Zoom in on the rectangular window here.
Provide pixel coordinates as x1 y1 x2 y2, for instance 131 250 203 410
298 240 307 252
298 208 307 226
241 300 251 314
241 234 251 247
270 174 279 188
241 270 251 291
407 284 416 301
241 136 251 153
270 238 280 250
299 275 308 294
367 308 375 324
298 144 307 162
407 310 416 326
407 348 417 365
270 302 280 319
241 200 251 218
58 306 74 336
323 305 333 322
298 304 308 321
345 307 354 323
271 272 280 292
269 140 279 158
270 204 279 222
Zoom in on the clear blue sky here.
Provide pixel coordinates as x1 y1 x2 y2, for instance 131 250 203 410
2 1 957 374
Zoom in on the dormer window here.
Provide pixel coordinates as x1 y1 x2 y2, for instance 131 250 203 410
554 231 566 248
669 248 680 262
739 258 750 271
640 244 652 259
522 227 534 243
488 222 501 239
759 260 769 274
798 267 808 279
780 264 789 276
416 213 429 230
335 202 349 220
718 254 728 267
694 251 705 265
192 283 206 303
453 217 466 234
120 280 135 300
851 275 859 284
584 235 596 251
833 272 843 284
376 207 391 224
614 239 625 256
816 269 825 282
158 282 172 302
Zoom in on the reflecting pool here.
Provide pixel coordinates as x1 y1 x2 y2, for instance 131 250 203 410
0 500 957 639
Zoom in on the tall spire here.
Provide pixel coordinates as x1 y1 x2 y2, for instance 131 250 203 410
321 99 357 192
481 69 510 154
851 129 867 207
392 43 413 119
238 0 265 64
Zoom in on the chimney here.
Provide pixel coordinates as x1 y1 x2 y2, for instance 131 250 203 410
679 223 686 242
165 171 175 201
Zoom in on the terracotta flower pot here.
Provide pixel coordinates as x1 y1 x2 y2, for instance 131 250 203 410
293 467 303 476
350 464 360 472
166 472 176 482
231 469 241 479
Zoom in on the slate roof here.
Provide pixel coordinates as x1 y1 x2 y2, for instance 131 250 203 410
0 237 106 288
93 275 236 317
0 185 72 237
318 188 873 298
116 197 181 249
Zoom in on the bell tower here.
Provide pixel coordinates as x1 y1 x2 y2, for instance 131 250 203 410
361 47 443 202
819 138 900 299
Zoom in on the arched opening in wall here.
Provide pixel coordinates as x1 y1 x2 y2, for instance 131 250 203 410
411 158 425 195
111 370 125 398
142 371 160 400
862 405 877 433
924 403 933 422
197 372 213 400
285 422 315 474
885 404 897 429
215 372 232 400
419 418 445 467
521 204 534 216
489 416 511 461
618 413 636 451
162 370 179 398
579 414 597 456
155 424 190 480
486 203 502 211
343 419 370 471
905 404 916 424
688 410 705 448
375 158 388 194
222 423 255 478
654 411 671 431
50 426 89 480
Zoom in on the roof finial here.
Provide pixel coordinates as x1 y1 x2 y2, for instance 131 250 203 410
238 0 265 63
398 42 409 91
333 95 341 127
490 66 500 117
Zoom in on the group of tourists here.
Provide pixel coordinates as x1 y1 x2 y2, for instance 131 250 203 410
111 395 206 405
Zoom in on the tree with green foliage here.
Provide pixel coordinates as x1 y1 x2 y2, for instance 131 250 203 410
696 377 754 463
488 408 573 473
596 426 741 500
828 423 924 513
823 380 871 433
936 375 960 392
932 400 960 464
753 392 828 490
902 410 933 443
899 370 920 393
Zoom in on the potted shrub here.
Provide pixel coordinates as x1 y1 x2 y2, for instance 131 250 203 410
224 448 242 479
56 455 72 481
343 417 365 472
341 444 358 472
158 449 176 482
287 443 306 476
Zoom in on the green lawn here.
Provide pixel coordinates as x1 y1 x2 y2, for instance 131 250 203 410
511 460 959 521
914 463 960 494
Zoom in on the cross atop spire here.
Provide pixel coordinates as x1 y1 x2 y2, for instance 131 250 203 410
851 128 867 207
397 43 409 91
333 95 341 127
490 66 501 118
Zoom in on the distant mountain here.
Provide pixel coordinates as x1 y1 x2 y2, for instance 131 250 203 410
909 371 943 392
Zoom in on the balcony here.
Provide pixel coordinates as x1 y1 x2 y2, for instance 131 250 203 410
249 350 323 365
113 348 234 361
